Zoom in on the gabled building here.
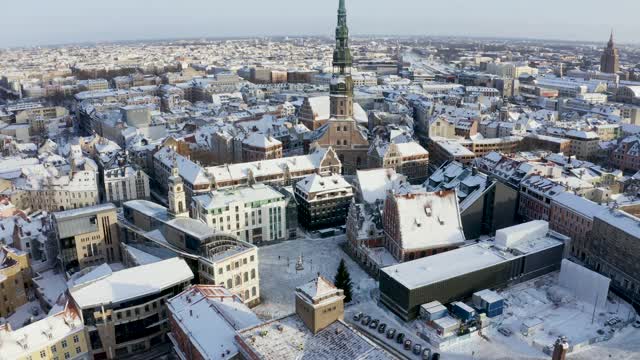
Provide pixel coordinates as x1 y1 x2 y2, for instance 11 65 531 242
241 132 283 162
0 299 88 360
383 190 466 262
368 141 429 183
611 135 640 172
347 168 414 275
294 173 353 230
299 96 331 131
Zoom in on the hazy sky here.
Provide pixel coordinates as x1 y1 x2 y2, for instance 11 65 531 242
2 0 638 48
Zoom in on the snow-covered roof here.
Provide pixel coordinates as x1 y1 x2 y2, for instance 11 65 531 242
297 276 341 303
154 147 210 185
392 191 466 251
552 192 604 219
594 207 640 239
242 132 282 148
193 184 284 210
431 137 475 157
305 95 367 124
53 203 115 221
565 130 599 140
0 302 84 360
121 243 162 266
391 142 429 158
32 269 68 307
296 173 351 195
167 285 261 360
356 168 410 204
236 315 394 360
123 199 169 220
307 96 330 120
207 147 335 185
69 258 193 308
382 222 566 289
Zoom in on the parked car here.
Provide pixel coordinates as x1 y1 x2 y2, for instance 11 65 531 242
633 320 640 328
498 327 513 337
378 323 387 333
413 344 422 355
431 353 440 360
362 316 371 326
606 317 621 326
403 339 412 351
369 319 379 329
422 348 432 360
353 312 363 321
396 332 405 344
386 328 396 339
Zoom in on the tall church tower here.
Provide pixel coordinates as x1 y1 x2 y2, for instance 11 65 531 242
601 30 620 74
311 0 369 175
330 0 354 119
168 160 189 218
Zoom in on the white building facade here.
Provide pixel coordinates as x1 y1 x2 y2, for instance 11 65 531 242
193 184 287 244
104 166 150 204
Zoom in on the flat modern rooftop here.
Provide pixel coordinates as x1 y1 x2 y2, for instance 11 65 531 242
381 233 564 290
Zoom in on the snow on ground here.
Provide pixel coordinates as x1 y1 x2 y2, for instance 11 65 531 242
444 273 637 360
254 235 639 360
568 325 640 360
253 234 376 320
7 300 45 329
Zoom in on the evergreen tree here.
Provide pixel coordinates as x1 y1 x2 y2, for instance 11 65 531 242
334 259 353 303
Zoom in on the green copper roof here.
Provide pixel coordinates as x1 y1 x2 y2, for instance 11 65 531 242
333 0 352 70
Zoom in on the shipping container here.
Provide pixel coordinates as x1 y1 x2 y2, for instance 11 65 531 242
451 302 476 321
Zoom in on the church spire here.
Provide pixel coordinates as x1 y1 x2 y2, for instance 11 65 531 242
608 29 614 48
329 0 354 119
333 0 352 74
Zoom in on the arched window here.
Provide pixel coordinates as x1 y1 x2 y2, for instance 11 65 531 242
227 279 232 288
252 287 257 296
251 269 256 279
245 290 250 300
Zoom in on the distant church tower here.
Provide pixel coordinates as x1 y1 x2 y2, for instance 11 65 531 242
601 30 620 74
311 0 369 175
168 160 189 218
